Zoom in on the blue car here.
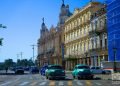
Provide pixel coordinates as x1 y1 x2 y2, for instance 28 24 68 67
40 65 48 76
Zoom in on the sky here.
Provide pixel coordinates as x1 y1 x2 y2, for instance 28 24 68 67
0 0 105 62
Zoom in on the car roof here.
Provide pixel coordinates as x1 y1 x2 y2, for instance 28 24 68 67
48 64 62 67
75 64 88 67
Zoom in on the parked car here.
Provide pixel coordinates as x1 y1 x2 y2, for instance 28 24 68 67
90 66 111 74
14 67 24 74
45 65 65 80
72 64 94 79
30 66 39 74
40 65 48 76
24 67 30 71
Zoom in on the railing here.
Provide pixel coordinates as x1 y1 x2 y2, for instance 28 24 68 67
89 47 108 52
65 33 89 44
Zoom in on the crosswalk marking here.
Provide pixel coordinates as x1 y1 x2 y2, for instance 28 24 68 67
19 81 29 86
49 81 55 86
95 83 102 85
68 81 72 86
39 82 47 86
58 81 64 86
76 81 83 85
86 80 92 86
0 79 106 86
0 81 12 86
30 82 37 86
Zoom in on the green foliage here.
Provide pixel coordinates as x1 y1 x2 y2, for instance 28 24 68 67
17 59 35 67
4 59 15 68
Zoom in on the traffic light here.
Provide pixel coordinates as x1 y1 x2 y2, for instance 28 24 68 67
0 40 2 46
0 38 3 46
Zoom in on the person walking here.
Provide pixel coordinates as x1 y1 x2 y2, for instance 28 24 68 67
5 67 8 74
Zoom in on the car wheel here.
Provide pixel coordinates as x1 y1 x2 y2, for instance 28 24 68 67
102 71 106 74
73 75 75 79
46 76 48 79
48 77 52 80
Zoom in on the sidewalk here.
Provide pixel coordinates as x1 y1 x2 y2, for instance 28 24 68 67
65 70 120 80
0 70 15 75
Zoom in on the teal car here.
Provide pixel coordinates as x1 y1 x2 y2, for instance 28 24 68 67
45 65 65 80
72 64 94 79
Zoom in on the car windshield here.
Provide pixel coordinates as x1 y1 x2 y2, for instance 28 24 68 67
91 67 95 69
78 66 90 69
49 66 62 69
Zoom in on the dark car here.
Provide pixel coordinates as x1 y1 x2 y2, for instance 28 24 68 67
30 66 39 74
40 65 48 76
15 67 24 74
24 67 30 71
72 64 93 79
45 65 65 80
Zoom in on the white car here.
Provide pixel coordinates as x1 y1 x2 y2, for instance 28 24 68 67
90 66 111 74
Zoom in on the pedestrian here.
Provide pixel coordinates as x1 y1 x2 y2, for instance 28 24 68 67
5 67 8 74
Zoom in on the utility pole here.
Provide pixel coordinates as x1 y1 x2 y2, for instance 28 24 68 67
17 54 19 60
31 44 37 63
0 24 6 46
20 52 23 60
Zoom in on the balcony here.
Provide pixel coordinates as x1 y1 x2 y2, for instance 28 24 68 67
65 33 89 44
89 25 107 36
95 25 107 33
89 47 108 53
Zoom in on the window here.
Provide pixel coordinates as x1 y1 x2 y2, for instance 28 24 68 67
78 66 90 69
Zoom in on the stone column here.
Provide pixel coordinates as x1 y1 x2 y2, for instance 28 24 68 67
94 56 97 66
102 34 105 48
91 57 93 66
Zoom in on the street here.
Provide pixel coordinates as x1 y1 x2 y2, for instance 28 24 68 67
0 72 119 86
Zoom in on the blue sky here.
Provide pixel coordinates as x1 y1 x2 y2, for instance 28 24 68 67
0 0 104 62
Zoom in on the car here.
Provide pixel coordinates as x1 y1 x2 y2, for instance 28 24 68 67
45 65 65 80
40 65 48 76
72 64 94 79
24 67 30 71
30 66 39 74
90 66 111 74
14 67 24 74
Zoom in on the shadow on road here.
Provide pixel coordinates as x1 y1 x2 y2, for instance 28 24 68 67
0 73 29 75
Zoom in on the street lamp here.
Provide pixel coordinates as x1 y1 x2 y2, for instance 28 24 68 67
85 52 88 65
113 47 117 73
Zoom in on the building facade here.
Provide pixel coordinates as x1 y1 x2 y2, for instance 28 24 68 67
107 0 120 61
37 1 72 67
89 4 108 67
64 2 107 70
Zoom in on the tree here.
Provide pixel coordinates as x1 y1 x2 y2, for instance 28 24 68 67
4 59 15 68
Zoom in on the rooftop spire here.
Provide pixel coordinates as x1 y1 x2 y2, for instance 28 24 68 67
62 0 64 4
61 0 65 7
42 17 44 23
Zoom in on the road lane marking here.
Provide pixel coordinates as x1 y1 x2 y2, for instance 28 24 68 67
86 80 92 86
76 81 83 85
95 83 102 85
39 82 47 86
0 81 12 86
58 81 64 86
19 81 29 86
68 81 72 86
49 81 55 86
30 82 37 86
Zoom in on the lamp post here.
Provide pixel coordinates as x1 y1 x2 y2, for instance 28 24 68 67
85 52 88 65
113 48 117 73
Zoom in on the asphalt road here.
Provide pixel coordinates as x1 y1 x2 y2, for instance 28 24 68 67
0 73 119 86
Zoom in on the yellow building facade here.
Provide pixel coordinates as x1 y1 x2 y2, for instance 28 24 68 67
64 2 106 70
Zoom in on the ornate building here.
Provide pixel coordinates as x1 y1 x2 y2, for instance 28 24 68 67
37 1 72 67
64 2 106 70
89 4 108 66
